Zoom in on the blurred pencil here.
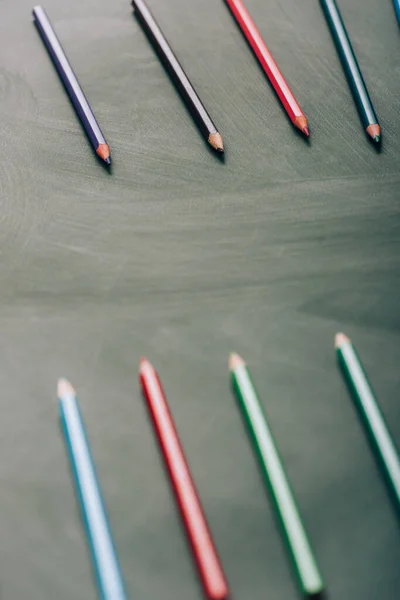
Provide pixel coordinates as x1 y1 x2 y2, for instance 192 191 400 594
394 0 400 25
320 0 381 143
335 333 400 512
229 353 324 598
33 6 111 164
224 0 309 136
131 0 224 153
139 358 229 600
58 379 128 600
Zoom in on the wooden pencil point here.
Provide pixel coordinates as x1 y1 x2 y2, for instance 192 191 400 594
229 353 245 371
139 357 151 373
57 377 76 398
96 143 111 163
208 132 224 152
335 332 350 348
366 124 381 141
293 115 309 135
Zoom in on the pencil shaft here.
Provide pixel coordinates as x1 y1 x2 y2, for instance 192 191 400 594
337 340 400 508
394 0 400 25
231 363 323 596
59 391 127 600
132 0 218 140
224 0 307 128
140 360 229 600
33 6 109 157
320 0 378 129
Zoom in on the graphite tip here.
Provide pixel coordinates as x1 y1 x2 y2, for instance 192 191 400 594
208 132 224 153
366 124 381 142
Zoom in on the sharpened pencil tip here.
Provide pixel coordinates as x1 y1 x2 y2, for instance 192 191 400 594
96 143 111 163
293 115 309 136
208 132 224 153
229 353 245 371
139 357 152 373
335 333 351 349
57 378 76 398
366 124 381 142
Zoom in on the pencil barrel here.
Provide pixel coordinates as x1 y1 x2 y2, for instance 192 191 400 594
395 0 400 25
33 6 106 151
132 0 218 139
337 342 400 512
319 0 378 129
232 365 324 597
140 362 229 600
59 394 128 600
224 0 306 125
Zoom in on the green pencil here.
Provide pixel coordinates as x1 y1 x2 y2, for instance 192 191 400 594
229 353 324 598
335 333 400 512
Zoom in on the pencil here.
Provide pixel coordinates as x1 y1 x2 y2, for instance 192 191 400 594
33 6 111 164
58 379 128 600
394 0 400 26
131 0 224 153
319 0 381 143
224 0 309 137
335 333 400 513
229 353 324 598
139 358 229 600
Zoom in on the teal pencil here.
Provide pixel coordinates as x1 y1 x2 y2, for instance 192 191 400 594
58 379 128 600
394 0 400 25
230 354 324 598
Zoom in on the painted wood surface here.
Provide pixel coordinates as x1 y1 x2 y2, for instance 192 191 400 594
0 0 399 598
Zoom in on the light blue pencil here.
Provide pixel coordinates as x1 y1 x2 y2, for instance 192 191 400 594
58 378 128 600
394 0 400 25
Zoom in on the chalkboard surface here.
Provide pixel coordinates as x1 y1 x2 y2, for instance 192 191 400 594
0 0 399 598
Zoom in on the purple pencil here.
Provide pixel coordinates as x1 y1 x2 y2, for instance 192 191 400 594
33 5 111 164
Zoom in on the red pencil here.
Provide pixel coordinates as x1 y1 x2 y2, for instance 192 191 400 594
139 358 229 600
224 0 309 136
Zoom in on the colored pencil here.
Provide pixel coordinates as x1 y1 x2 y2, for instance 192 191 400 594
394 0 400 25
224 0 309 137
131 0 224 153
33 6 111 164
58 379 128 600
139 358 229 600
229 354 324 598
319 0 381 143
335 333 400 513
